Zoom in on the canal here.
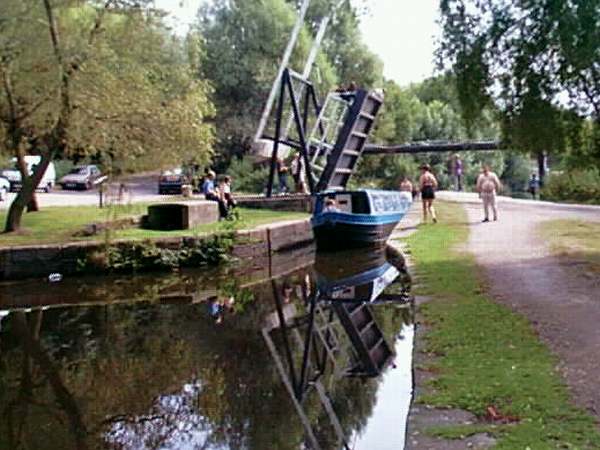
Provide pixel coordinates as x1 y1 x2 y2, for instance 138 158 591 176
0 245 414 450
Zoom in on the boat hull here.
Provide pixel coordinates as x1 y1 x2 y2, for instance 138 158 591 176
312 219 399 251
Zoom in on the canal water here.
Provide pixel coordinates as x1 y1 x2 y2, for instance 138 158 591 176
0 245 414 450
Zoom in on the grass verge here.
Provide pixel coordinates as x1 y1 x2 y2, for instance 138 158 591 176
0 205 308 247
539 219 600 273
403 202 600 448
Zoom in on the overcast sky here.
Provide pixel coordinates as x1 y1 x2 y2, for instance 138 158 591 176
154 0 441 86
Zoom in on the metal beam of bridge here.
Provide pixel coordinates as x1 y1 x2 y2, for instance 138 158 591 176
363 140 501 155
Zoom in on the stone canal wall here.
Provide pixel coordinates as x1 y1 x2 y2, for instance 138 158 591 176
0 219 313 281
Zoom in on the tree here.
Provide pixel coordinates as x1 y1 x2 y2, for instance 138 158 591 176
438 0 600 172
0 0 214 232
196 0 384 170
196 0 338 169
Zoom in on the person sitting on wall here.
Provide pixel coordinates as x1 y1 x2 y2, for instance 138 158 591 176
202 170 228 218
219 175 236 209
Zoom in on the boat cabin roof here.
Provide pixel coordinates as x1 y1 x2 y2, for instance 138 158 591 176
315 189 399 198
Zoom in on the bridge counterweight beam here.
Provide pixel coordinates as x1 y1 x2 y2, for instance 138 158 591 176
363 141 501 155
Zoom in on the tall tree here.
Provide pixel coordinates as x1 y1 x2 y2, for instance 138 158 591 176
196 0 384 169
196 0 338 169
0 0 214 232
438 0 600 171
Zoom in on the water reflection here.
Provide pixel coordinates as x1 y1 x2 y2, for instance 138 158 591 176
0 245 413 450
264 248 413 450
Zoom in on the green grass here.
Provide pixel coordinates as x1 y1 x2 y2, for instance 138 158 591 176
403 202 600 448
539 220 600 273
112 208 308 240
0 205 308 247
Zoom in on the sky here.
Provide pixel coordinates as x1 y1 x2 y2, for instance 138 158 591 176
154 0 441 86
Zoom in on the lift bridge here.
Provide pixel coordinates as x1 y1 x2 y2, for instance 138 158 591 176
258 68 500 197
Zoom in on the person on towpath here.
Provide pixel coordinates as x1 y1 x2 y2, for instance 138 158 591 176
399 176 414 203
419 164 438 223
528 173 540 200
476 165 502 222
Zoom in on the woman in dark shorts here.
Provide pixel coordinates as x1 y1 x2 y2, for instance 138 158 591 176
419 164 438 223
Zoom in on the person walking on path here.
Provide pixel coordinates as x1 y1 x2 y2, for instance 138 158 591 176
399 176 414 203
528 173 540 200
453 154 464 191
419 164 438 223
476 165 502 222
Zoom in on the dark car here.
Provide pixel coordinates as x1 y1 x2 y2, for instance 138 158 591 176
59 165 105 190
158 168 188 194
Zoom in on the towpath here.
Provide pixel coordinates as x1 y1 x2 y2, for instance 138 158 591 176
438 192 600 417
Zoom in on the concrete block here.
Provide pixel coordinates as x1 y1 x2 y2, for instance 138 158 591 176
146 201 219 230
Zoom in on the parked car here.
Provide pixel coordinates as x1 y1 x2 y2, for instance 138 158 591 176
0 176 10 201
59 165 105 190
158 168 188 194
0 156 56 193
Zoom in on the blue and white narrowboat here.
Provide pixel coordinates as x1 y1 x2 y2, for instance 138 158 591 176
311 189 412 251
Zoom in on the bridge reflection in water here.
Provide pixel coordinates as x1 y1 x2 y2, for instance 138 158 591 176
0 245 413 450
263 249 414 450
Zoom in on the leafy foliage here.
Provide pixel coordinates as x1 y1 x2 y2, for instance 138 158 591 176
542 169 600 204
82 235 234 274
358 73 503 190
0 0 215 231
195 0 382 169
226 156 270 193
438 0 600 159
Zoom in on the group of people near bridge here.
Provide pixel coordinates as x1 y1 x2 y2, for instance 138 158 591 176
399 163 504 224
276 153 309 194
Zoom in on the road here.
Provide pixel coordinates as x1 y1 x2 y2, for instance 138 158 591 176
0 173 166 210
441 191 600 417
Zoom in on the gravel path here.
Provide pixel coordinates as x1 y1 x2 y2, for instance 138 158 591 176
463 198 600 417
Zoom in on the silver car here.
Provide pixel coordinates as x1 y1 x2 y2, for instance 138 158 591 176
59 165 104 190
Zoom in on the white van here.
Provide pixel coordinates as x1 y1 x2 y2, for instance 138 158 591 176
0 156 56 193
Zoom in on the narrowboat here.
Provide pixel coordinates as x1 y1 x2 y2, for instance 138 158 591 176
311 189 412 251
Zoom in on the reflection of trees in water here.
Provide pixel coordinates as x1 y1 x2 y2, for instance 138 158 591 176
1 311 88 450
0 254 413 450
0 297 303 449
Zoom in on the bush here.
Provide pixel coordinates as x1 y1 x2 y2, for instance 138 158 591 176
227 156 269 194
542 169 600 204
80 235 234 274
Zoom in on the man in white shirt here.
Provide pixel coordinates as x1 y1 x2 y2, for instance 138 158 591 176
476 165 502 222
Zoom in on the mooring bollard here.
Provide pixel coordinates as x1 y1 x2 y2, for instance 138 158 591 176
98 183 104 208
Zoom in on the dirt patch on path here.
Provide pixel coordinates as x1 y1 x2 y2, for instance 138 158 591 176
465 201 600 417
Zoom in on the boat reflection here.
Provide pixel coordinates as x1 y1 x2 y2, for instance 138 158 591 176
262 247 413 449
